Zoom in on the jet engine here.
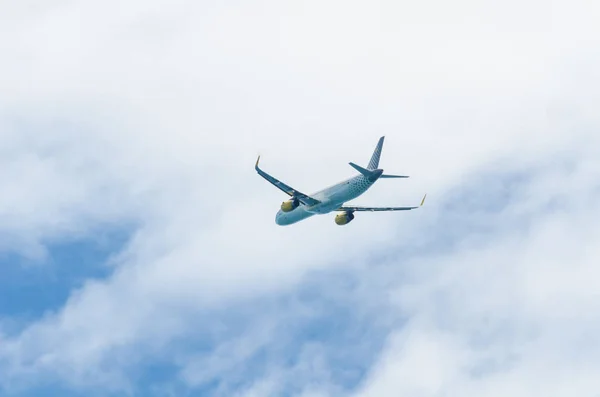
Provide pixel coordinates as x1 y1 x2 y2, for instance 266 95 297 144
334 211 355 225
281 197 300 212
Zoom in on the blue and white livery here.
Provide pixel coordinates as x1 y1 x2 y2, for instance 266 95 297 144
255 136 426 226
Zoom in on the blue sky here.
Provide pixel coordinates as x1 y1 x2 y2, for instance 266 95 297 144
0 230 128 321
1 1 600 396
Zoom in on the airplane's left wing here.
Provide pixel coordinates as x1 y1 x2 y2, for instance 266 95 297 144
255 156 320 206
338 194 427 212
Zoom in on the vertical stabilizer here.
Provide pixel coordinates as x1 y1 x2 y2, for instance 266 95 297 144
367 136 385 170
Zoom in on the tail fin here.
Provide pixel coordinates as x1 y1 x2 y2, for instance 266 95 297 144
367 136 385 170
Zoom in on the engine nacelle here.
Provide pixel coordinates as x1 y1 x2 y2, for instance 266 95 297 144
334 211 355 225
281 197 300 212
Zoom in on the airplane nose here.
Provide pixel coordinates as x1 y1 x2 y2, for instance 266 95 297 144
275 210 290 226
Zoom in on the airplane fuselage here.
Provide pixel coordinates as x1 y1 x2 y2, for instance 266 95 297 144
258 136 423 226
275 172 379 225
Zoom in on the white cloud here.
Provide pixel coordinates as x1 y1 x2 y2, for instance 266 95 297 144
0 0 599 395
352 158 600 397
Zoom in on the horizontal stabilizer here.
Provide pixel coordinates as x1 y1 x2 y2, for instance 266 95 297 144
380 174 409 179
349 162 374 177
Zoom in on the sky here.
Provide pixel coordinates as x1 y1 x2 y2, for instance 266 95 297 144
1 0 600 396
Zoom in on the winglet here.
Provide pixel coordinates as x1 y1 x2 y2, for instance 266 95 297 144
255 155 261 170
420 193 427 207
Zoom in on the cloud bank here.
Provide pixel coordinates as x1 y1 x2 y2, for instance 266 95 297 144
1 0 599 396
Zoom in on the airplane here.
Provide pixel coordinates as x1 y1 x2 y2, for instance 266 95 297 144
255 136 426 226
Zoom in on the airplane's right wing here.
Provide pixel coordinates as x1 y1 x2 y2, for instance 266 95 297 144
337 194 427 212
255 156 320 206
337 206 417 211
